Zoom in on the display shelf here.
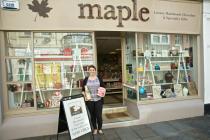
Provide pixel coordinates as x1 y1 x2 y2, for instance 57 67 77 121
34 43 93 47
34 54 94 58
35 87 81 91
103 79 121 82
123 83 136 90
106 87 122 90
138 56 190 58
13 91 33 93
138 69 191 72
7 81 32 84
138 82 189 87
103 79 122 95
5 56 33 59
106 91 122 94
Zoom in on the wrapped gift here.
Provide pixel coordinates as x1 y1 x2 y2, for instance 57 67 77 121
97 87 106 97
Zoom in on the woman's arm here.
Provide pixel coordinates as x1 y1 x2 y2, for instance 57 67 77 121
98 76 105 87
82 77 88 92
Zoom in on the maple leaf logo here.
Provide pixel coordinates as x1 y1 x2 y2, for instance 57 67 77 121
28 0 52 22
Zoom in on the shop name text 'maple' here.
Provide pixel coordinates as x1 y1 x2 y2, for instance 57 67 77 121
78 0 150 27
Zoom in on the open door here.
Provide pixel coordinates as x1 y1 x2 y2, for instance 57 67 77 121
95 32 123 107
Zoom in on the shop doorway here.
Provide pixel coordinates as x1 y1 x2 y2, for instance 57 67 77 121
95 32 123 107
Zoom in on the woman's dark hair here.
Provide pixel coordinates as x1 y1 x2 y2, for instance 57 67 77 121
88 65 96 70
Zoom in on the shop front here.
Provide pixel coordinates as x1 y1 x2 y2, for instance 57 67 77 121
0 0 203 139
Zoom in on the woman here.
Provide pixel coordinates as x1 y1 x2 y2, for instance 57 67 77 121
82 65 105 135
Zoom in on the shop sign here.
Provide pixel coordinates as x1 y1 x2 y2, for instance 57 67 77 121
1 0 19 10
78 0 150 27
0 0 201 34
62 96 91 139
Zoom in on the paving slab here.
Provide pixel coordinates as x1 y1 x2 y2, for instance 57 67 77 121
115 127 141 140
168 120 194 131
130 125 157 138
103 128 120 140
147 122 179 137
142 136 163 140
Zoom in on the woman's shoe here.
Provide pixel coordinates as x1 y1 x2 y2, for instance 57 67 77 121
98 130 104 135
93 129 97 135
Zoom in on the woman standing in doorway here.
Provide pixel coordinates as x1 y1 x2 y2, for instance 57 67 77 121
82 65 105 135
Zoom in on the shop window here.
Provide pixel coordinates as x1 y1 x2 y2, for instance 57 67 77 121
124 33 198 102
4 31 95 112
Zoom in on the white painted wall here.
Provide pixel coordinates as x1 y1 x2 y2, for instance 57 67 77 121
0 32 3 125
0 69 2 125
203 0 210 104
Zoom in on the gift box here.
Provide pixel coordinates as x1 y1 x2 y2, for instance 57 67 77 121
97 87 106 97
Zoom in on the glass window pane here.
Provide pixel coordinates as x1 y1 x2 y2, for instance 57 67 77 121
5 32 33 57
124 32 138 101
153 35 160 44
151 34 170 45
6 58 32 82
175 35 183 45
161 35 169 44
7 83 33 109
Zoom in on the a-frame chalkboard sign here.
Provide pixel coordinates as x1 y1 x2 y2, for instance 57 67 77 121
57 94 94 140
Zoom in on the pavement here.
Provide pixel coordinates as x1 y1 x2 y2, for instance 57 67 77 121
19 115 210 140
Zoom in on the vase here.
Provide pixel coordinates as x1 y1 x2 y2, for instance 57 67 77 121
155 64 160 70
182 87 188 96
139 87 145 95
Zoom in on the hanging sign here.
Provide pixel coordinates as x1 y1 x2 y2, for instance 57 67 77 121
1 0 19 10
57 94 92 140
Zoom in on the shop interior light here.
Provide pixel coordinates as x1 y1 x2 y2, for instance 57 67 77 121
109 52 116 54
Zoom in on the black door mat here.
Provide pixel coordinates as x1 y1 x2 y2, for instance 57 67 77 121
105 112 129 119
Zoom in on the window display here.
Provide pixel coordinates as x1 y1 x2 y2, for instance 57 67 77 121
34 32 94 109
124 33 198 101
5 57 33 109
5 32 33 109
5 32 95 110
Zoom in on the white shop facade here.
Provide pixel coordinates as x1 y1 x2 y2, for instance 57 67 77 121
0 0 204 139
